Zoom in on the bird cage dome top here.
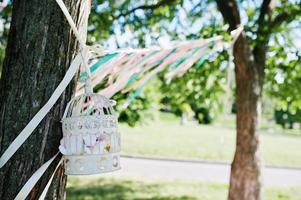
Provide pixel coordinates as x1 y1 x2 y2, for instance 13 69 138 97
60 93 121 175
63 93 116 118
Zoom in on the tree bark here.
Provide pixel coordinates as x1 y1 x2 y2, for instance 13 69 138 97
216 1 265 200
0 0 90 199
229 33 263 200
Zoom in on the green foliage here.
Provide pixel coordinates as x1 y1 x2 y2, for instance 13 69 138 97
157 25 231 124
265 37 301 127
274 109 301 129
93 73 161 127
0 4 12 78
88 0 182 46
112 79 162 127
160 48 229 124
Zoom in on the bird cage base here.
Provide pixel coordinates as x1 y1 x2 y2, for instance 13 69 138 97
64 153 121 175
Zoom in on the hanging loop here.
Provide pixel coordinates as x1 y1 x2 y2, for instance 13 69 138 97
56 0 96 94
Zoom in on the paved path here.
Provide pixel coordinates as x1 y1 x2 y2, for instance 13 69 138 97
112 156 301 187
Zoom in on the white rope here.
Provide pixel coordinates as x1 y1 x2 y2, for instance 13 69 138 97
0 53 83 169
14 153 60 200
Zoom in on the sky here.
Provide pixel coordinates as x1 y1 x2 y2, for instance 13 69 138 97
93 0 301 52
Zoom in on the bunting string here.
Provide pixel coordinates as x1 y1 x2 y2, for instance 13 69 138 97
75 27 243 100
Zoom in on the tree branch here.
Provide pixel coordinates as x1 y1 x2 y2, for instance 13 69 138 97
116 0 174 19
257 0 274 28
255 0 301 43
255 0 275 44
215 0 241 31
270 3 301 30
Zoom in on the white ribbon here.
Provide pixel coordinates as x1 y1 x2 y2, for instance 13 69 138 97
38 157 63 200
55 0 95 80
0 53 82 168
55 0 86 49
14 153 60 200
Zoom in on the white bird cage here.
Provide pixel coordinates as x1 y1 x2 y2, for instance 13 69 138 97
59 93 121 175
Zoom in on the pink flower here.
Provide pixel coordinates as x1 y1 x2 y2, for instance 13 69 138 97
96 135 106 143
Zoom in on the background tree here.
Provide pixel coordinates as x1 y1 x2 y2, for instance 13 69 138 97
0 0 90 199
216 0 301 199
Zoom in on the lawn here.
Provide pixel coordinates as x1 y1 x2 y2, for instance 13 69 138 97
67 176 301 200
120 113 301 167
66 113 301 200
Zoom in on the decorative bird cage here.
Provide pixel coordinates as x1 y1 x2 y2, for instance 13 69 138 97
59 93 121 175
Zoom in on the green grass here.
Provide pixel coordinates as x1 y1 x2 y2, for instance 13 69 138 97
66 113 301 200
120 113 301 167
67 176 301 200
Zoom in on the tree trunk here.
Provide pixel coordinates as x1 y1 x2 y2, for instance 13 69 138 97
0 0 90 199
228 34 264 200
215 1 268 199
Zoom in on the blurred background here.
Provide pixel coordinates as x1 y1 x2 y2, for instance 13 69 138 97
1 0 301 199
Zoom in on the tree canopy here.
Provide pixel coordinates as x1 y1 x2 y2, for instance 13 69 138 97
1 0 300 126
